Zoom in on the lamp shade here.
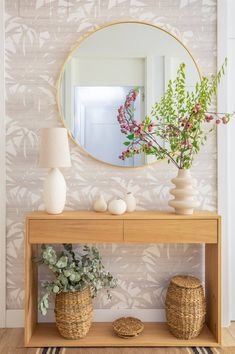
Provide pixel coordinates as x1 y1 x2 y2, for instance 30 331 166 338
39 128 71 168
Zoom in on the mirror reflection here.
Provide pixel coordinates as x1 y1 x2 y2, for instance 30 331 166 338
58 22 200 167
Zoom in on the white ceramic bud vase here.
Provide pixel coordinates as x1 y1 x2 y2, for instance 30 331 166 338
93 193 107 212
125 192 136 212
168 169 200 215
43 168 66 214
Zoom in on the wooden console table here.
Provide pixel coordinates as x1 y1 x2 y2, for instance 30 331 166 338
25 211 221 347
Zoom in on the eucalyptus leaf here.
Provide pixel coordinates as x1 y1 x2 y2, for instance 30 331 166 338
56 256 68 269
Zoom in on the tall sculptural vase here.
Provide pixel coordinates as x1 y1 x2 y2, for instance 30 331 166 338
168 169 200 215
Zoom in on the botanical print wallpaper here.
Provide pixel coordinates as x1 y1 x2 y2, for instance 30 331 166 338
5 0 216 311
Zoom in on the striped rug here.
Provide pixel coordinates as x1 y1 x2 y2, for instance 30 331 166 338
36 348 235 354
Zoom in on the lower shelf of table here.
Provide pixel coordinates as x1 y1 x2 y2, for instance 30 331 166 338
25 322 219 347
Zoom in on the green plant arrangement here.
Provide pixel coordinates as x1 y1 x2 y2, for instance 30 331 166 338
117 60 233 169
37 244 117 315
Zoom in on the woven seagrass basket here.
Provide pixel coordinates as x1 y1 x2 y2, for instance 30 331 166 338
55 287 93 339
165 275 206 340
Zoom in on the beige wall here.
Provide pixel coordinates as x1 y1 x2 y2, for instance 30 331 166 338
5 0 217 311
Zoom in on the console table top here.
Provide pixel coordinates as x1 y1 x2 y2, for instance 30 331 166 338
26 210 220 220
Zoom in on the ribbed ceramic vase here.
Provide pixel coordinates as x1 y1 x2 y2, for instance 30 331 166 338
168 169 199 215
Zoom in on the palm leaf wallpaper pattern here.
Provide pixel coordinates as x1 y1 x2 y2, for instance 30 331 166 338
5 0 216 310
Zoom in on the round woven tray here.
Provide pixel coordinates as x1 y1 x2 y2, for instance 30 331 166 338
165 275 206 340
55 287 93 339
113 317 144 338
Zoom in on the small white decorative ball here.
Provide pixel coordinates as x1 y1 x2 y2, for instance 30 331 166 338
108 198 127 215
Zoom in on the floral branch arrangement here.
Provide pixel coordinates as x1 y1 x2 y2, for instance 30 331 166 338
117 59 233 169
36 244 117 315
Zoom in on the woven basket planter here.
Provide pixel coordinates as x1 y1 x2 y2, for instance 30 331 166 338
165 275 206 340
55 287 93 339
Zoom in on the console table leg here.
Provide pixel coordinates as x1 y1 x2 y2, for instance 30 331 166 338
24 236 38 346
205 238 221 344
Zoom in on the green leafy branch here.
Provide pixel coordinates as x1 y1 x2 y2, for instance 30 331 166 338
36 244 117 316
118 60 233 169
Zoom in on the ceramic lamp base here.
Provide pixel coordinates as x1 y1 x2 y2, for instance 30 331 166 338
43 168 66 214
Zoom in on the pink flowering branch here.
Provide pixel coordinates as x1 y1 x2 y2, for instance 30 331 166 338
117 62 234 169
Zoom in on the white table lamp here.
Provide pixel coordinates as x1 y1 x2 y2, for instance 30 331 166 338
39 128 71 214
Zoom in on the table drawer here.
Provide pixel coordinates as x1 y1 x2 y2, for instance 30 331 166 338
124 220 217 243
28 219 123 243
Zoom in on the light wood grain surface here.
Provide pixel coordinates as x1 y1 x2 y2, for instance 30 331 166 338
29 219 123 243
0 326 235 353
124 219 217 243
27 211 220 244
26 210 220 220
26 322 218 347
24 221 38 346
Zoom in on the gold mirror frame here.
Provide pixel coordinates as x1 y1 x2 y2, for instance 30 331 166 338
56 20 202 169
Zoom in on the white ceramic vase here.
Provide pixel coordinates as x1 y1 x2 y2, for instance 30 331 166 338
125 192 136 212
108 198 127 215
93 193 107 212
43 168 66 214
168 169 199 215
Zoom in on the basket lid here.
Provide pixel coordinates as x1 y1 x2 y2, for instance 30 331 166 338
170 275 201 289
112 317 144 336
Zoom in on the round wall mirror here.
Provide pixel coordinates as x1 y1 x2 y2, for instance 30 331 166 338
57 21 200 168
